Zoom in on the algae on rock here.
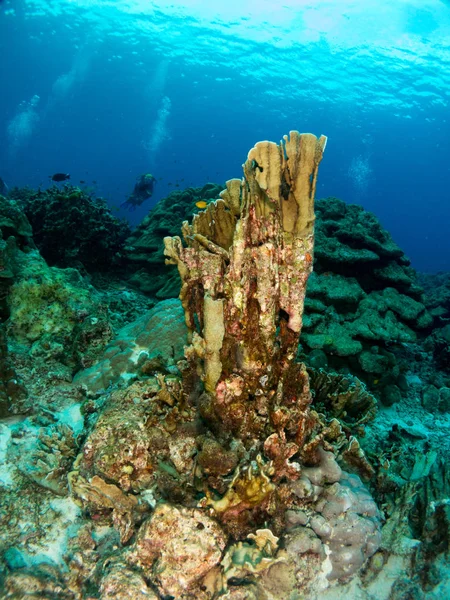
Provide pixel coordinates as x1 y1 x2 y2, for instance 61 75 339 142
164 131 327 442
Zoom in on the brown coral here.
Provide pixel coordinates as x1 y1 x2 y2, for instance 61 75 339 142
164 132 326 451
308 368 377 429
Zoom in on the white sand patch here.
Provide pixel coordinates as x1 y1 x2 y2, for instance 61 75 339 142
58 403 84 436
25 497 82 568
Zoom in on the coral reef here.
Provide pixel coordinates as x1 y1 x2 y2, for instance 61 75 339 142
299 198 433 405
123 183 223 298
0 194 33 319
419 270 450 326
126 503 227 598
209 451 382 596
0 194 33 243
6 248 113 378
0 193 157 418
307 368 377 429
410 272 450 378
424 323 450 373
65 131 383 597
1 135 449 599
11 185 131 272
100 562 158 599
25 423 80 495
0 324 27 417
74 298 187 393
88 272 155 331
1 195 114 370
164 132 326 445
351 337 450 598
8 253 101 345
123 186 433 405
293 466 381 581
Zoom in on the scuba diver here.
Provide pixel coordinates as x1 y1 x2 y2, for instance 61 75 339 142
121 173 156 211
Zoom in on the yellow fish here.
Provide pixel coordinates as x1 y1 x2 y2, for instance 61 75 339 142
195 200 208 209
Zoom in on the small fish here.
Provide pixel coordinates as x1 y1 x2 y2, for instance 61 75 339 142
79 180 86 184
195 200 208 209
49 172 70 182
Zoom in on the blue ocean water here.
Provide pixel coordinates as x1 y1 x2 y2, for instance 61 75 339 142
0 0 449 272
